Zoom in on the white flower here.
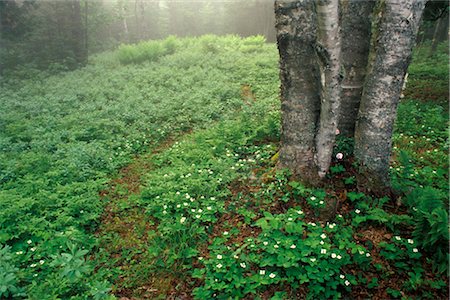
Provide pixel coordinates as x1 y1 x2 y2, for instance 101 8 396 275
297 210 304 215
163 210 167 214
413 248 418 253
195 215 201 219
290 244 296 249
310 258 316 262
185 194 190 199
319 201 324 205
336 153 344 160
210 197 216 200
176 204 181 208
198 257 203 260
198 209 203 213
331 253 337 258
31 247 36 252
320 240 324 245
217 254 223 259
288 217 293 221
240 263 246 268
30 263 37 268
259 270 266 275
223 231 229 235
355 209 361 214
345 280 350 286
216 263 223 269
310 196 317 201
274 245 279 249
340 274 345 279
27 240 32 244
328 223 336 229
395 236 401 241
407 239 414 244
207 206 212 210
234 255 239 259
180 217 186 224
320 234 327 239
359 250 365 255
183 202 189 206
269 273 276 278
321 249 327 254
16 251 23 255
337 255 342 260
39 260 45 265
366 253 371 257
263 241 268 246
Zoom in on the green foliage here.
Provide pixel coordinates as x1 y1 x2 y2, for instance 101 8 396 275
0 34 448 299
404 187 449 274
0 245 23 298
117 36 178 64
0 35 279 298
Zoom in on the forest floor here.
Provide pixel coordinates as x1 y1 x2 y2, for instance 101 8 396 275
95 45 449 299
0 37 447 299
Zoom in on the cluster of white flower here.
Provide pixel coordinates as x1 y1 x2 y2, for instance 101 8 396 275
330 253 342 259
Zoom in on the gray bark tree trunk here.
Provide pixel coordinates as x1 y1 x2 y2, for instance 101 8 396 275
338 0 375 137
354 0 426 189
314 0 342 177
275 0 321 185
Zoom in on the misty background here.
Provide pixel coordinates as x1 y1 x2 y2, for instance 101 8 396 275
0 0 447 74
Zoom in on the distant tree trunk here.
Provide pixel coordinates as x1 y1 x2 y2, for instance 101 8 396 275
119 1 129 42
71 0 87 65
84 0 88 59
314 0 342 177
275 0 321 185
354 0 426 189
429 11 448 56
338 0 374 137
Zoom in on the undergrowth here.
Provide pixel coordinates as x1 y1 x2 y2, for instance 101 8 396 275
0 36 447 299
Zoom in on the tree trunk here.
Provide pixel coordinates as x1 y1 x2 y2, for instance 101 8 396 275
314 0 342 177
354 0 426 189
338 0 375 137
275 0 321 185
71 0 87 66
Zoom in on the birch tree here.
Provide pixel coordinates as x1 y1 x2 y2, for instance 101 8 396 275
354 0 426 187
275 0 426 190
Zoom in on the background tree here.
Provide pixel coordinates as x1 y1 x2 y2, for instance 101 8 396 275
275 0 426 190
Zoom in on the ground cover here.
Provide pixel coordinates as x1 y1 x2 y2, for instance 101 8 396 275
0 36 447 299
0 35 278 298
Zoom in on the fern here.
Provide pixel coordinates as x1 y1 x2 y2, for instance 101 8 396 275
406 187 449 274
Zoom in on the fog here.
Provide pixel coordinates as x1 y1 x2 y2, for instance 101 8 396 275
0 0 276 72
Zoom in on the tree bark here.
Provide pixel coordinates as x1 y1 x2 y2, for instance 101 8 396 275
71 0 87 66
275 0 321 185
314 0 342 177
338 0 375 137
354 0 426 189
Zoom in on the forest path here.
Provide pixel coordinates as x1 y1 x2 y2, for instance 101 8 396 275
95 137 187 299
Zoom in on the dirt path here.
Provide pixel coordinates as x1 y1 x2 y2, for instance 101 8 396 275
95 138 185 299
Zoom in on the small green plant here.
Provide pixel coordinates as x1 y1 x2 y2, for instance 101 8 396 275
0 245 22 298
